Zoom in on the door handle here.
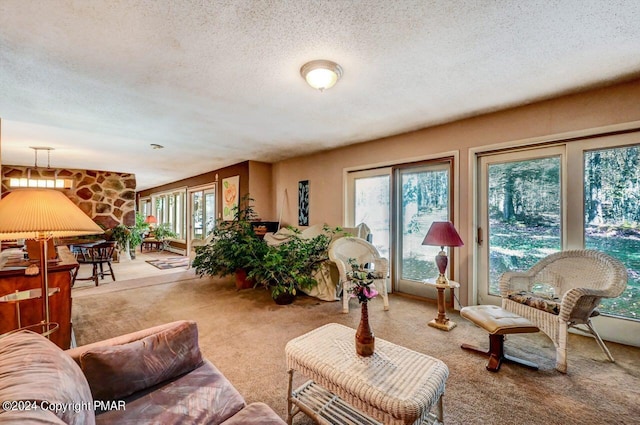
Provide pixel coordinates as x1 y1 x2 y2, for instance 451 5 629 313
477 227 483 246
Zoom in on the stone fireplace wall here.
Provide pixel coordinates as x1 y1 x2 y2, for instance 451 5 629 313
1 165 136 229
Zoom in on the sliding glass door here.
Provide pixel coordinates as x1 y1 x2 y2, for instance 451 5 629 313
189 186 216 247
347 159 455 298
477 133 640 344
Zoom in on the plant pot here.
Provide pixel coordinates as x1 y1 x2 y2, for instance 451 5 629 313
234 269 254 290
273 292 296 305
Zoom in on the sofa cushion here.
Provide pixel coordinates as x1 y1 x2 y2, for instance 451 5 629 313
80 320 203 401
94 360 246 425
507 290 562 315
0 330 95 425
0 409 67 424
220 402 286 425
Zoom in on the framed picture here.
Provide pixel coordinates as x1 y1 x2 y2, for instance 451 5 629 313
222 175 240 220
298 180 309 226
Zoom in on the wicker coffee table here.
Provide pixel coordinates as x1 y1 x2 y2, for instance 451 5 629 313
285 323 449 425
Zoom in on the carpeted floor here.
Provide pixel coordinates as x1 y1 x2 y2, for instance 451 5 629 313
72 274 640 425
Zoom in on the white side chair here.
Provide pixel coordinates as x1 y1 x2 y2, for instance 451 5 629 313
500 249 628 373
328 237 390 314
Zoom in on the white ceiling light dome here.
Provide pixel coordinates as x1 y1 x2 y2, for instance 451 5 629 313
300 60 343 92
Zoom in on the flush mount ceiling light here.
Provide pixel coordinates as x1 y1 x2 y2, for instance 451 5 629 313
300 60 343 92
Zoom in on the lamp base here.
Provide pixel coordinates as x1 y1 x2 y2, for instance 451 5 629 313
430 280 456 332
428 318 457 331
435 273 449 287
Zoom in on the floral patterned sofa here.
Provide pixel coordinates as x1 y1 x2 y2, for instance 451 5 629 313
0 320 285 424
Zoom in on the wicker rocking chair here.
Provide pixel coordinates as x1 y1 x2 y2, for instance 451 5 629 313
500 250 628 373
329 237 390 314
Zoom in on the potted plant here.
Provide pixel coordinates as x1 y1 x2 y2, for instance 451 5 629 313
248 225 339 304
127 213 150 259
109 214 149 260
192 195 267 289
110 224 132 261
152 223 178 250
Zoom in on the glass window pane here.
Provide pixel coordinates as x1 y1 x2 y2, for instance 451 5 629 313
192 192 203 240
401 169 449 282
205 192 216 236
354 175 390 259
487 156 561 295
584 146 640 320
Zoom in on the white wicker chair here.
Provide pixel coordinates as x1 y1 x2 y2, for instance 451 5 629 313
500 249 628 373
328 237 390 314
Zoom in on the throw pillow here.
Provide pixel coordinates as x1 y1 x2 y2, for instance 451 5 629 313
0 330 95 425
80 320 203 401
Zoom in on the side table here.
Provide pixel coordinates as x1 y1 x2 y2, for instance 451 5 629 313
422 279 460 331
286 323 449 425
141 239 164 252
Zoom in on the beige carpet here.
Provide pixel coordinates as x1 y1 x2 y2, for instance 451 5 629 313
72 274 640 425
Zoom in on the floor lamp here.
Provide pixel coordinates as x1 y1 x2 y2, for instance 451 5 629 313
0 189 103 337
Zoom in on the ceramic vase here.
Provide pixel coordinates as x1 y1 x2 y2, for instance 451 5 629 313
355 301 375 356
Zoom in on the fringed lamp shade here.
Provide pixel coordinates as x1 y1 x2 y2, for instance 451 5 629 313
0 189 104 240
144 215 157 225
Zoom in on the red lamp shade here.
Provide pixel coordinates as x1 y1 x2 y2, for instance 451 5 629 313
422 221 464 248
144 215 157 224
422 221 463 287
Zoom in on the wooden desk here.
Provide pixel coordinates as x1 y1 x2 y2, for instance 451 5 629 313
0 246 78 349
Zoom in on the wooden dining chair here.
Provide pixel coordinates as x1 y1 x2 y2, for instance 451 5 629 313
73 241 117 286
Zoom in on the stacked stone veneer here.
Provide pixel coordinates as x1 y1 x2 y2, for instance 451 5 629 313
1 166 136 229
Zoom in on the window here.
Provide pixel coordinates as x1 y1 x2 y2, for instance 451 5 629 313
189 187 216 241
396 160 453 298
151 190 186 240
10 178 73 188
346 168 391 259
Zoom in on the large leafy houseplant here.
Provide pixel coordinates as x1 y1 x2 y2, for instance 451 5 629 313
248 225 340 303
109 213 149 259
128 213 150 257
192 195 267 287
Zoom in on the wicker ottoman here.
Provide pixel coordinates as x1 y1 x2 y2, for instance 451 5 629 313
460 305 539 372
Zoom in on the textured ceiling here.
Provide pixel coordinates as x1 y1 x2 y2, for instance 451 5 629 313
1 1 640 190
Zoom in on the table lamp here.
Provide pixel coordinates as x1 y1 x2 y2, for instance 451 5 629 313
145 215 157 229
0 189 104 337
422 221 464 286
422 221 464 331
